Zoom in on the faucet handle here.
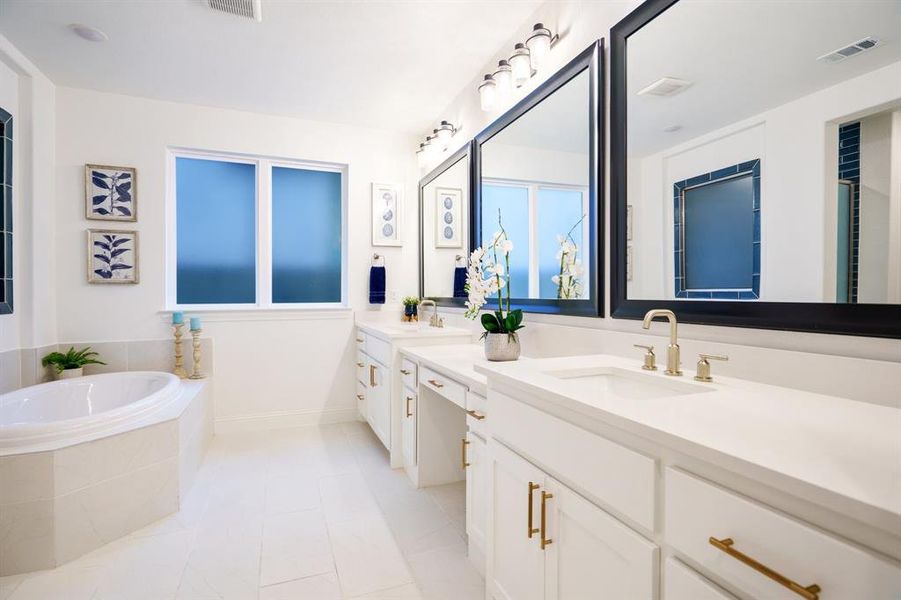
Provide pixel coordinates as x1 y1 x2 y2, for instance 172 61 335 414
633 344 657 371
695 354 728 382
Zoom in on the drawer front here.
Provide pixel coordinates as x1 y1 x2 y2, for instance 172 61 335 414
355 330 366 349
356 351 367 383
664 558 734 600
355 380 367 419
665 468 901 600
491 391 656 531
400 358 418 389
465 391 488 437
366 335 392 367
420 366 466 409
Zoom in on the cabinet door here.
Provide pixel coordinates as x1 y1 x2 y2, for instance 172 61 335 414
488 441 545 600
367 360 390 448
466 431 488 556
664 558 736 600
402 390 416 466
544 477 658 600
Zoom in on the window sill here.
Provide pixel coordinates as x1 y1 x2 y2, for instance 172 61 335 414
158 305 352 323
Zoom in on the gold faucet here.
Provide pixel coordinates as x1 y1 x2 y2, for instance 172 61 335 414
642 309 682 376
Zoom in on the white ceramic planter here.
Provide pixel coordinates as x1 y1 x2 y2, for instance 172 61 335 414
55 367 84 380
484 333 521 362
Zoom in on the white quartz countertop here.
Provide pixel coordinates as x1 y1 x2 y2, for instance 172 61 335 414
399 344 527 397
356 320 472 341
475 354 901 535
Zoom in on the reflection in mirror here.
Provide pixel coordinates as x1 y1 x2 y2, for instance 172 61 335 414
421 151 469 301
625 0 901 304
480 68 591 301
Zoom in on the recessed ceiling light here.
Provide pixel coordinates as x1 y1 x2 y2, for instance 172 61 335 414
69 24 108 42
663 125 682 133
637 77 692 97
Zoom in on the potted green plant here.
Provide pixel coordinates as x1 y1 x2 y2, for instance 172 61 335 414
464 211 524 361
41 347 106 380
402 296 420 321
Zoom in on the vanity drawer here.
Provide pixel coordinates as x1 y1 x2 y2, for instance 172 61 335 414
355 330 366 349
665 468 901 600
355 380 367 419
355 351 366 383
664 558 735 600
420 366 466 409
491 390 656 531
465 391 488 437
400 358 418 390
366 335 392 367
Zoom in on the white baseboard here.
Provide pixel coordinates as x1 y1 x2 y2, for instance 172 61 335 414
214 406 358 434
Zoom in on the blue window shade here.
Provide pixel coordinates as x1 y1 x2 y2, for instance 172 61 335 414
176 157 256 304
537 188 583 299
482 184 529 298
271 166 342 303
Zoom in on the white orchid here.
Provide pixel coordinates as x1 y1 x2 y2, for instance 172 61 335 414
554 215 586 300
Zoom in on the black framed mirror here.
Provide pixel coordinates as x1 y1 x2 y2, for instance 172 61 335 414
611 0 901 337
418 141 474 306
0 106 12 315
473 40 603 316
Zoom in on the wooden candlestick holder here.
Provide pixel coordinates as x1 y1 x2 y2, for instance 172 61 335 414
188 329 206 380
173 324 188 379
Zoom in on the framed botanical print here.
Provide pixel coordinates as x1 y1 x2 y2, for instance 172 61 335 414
371 182 402 247
86 164 136 221
87 229 139 284
435 187 462 248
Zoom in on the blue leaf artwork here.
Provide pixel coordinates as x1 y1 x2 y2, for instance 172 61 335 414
88 230 138 283
86 165 136 221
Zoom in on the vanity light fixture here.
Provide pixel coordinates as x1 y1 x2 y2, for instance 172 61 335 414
493 60 513 99
509 43 532 87
479 74 497 111
68 23 109 42
525 23 555 70
416 142 428 167
436 120 456 144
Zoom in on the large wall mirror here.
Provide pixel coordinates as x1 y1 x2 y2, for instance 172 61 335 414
474 40 603 316
611 0 901 337
419 142 472 304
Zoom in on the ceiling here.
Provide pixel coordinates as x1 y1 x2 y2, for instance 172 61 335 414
0 0 543 134
628 0 901 156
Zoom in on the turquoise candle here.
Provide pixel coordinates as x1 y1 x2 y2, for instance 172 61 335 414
172 311 184 325
190 317 202 331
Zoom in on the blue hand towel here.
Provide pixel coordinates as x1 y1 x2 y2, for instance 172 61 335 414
453 266 467 298
369 266 386 304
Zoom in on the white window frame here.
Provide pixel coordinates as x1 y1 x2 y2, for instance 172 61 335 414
483 177 590 299
165 147 348 311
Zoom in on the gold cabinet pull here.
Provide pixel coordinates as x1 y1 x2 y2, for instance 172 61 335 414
400 369 411 375
709 537 821 600
540 491 553 549
405 396 413 418
356 394 364 401
369 364 377 387
466 409 486 421
356 362 365 367
527 482 540 539
461 438 471 469
355 338 364 343
427 379 444 389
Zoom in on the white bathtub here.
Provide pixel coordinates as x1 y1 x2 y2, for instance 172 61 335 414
0 372 213 575
0 371 180 451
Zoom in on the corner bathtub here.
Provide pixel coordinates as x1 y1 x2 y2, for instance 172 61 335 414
0 371 213 576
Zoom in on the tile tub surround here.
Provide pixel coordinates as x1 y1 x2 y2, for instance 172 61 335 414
0 380 212 575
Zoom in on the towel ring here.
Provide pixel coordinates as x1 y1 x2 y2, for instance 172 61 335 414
372 253 385 267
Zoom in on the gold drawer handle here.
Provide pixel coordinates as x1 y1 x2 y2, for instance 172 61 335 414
709 537 821 600
356 362 364 367
466 409 486 420
461 438 471 469
400 369 411 375
355 338 364 343
427 379 444 389
369 364 377 387
356 394 364 401
540 491 553 549
527 482 540 539
406 396 413 418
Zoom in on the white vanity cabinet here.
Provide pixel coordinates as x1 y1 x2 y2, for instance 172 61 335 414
365 355 390 448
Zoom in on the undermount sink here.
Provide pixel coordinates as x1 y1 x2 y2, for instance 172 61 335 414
544 366 710 400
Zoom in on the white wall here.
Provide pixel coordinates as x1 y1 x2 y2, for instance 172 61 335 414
482 143 588 187
54 87 419 426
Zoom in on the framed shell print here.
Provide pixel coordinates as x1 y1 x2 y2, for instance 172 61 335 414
87 229 139 284
86 164 137 221
371 182 402 247
435 187 462 248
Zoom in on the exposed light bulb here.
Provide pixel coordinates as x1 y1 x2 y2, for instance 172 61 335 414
492 60 513 100
526 23 552 70
478 74 497 111
509 43 531 87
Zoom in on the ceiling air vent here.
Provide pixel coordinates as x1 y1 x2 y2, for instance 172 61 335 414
208 0 262 22
637 77 692 98
817 37 880 64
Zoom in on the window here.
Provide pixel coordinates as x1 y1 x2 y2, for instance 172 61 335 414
482 179 589 300
169 150 346 308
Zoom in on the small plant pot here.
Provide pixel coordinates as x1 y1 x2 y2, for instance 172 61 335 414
55 367 84 380
484 333 521 362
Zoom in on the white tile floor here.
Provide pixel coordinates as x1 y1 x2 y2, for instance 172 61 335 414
0 422 485 600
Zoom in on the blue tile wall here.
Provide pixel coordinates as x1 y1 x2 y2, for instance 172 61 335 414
674 159 761 300
838 122 860 303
